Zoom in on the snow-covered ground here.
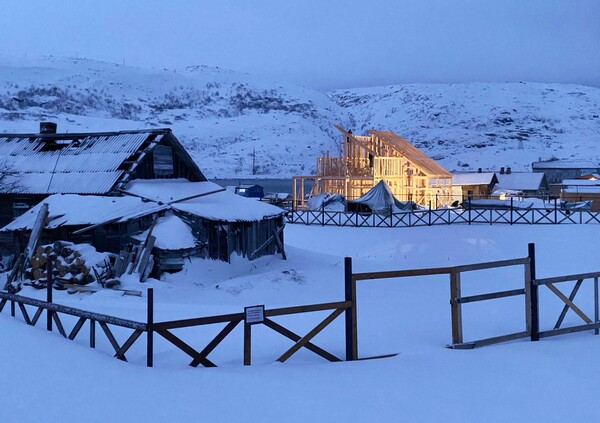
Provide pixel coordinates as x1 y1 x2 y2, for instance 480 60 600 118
1 55 599 179
2 223 600 422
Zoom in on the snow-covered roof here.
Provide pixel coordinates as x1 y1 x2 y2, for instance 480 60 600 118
452 172 497 186
532 160 599 170
563 186 600 194
0 194 161 232
0 128 206 194
124 179 286 222
561 179 600 186
494 172 546 191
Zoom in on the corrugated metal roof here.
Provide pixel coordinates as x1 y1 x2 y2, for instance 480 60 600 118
0 130 165 194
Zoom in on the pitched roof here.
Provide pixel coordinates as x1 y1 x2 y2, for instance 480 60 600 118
369 130 451 177
452 172 497 186
0 128 204 194
495 172 547 191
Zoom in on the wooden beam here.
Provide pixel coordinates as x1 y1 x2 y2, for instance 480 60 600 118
157 329 215 368
545 283 592 324
189 320 240 367
535 271 600 286
68 317 87 340
115 329 144 360
99 322 127 361
450 270 463 345
554 279 583 329
276 308 345 363
263 318 341 362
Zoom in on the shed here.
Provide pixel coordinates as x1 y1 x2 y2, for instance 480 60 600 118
451 172 499 201
123 179 287 262
235 184 264 198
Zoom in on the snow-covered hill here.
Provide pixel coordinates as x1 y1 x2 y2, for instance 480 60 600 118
0 56 342 178
1 56 599 178
330 82 600 173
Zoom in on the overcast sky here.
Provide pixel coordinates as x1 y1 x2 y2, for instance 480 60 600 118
1 1 598 91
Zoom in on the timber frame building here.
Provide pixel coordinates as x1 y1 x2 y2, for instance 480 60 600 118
293 125 453 208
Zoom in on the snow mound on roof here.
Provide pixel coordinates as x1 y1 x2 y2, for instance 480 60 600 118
134 214 196 250
125 179 286 222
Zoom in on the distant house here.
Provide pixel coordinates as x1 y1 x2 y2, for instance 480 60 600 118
493 172 549 198
532 159 600 195
560 178 600 211
235 184 264 199
451 172 499 201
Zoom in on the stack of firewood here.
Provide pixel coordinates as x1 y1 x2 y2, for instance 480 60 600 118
25 241 94 285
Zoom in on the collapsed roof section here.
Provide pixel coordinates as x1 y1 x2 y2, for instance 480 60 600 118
1 179 287 233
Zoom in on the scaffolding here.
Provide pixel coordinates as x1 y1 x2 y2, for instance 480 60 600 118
293 125 453 209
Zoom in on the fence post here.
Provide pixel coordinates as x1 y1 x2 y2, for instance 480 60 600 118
554 198 558 224
528 243 539 341
147 288 154 367
510 197 514 225
468 198 472 225
428 201 432 226
47 257 53 332
345 257 357 361
243 321 251 366
595 277 599 335
321 206 325 226
450 269 463 345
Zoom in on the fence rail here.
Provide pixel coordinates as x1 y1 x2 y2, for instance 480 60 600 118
0 286 357 368
288 208 600 228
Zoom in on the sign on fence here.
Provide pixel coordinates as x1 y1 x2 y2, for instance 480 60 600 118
244 305 265 324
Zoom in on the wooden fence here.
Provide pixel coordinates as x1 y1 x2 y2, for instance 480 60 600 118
345 243 600 350
0 279 358 367
289 207 600 228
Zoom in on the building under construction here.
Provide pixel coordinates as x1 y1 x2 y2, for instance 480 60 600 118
293 125 452 209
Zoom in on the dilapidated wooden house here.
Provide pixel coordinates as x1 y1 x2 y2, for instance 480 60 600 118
0 124 204 254
0 124 286 266
293 125 452 209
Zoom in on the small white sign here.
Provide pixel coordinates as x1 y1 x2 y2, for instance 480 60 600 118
245 305 265 325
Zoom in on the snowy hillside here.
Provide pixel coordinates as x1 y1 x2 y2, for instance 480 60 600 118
1 56 599 178
331 82 600 172
0 56 342 178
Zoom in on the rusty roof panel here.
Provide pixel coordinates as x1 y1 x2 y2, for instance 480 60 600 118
0 130 166 194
